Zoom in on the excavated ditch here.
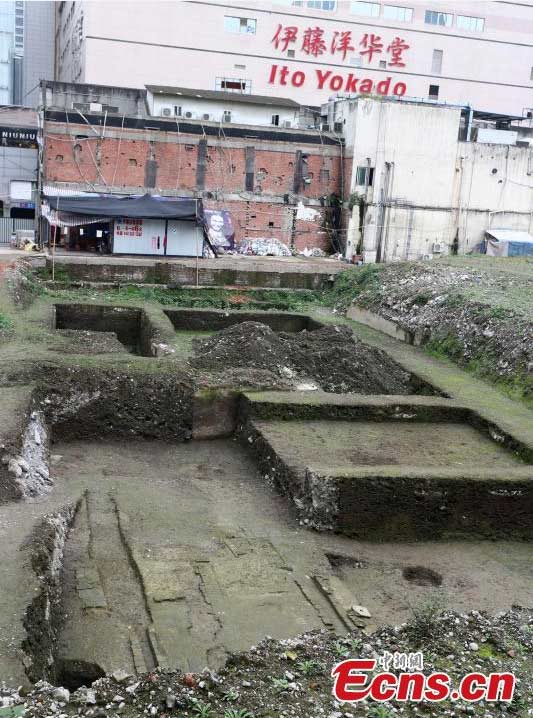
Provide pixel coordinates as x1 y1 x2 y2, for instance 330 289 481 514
1 312 530 691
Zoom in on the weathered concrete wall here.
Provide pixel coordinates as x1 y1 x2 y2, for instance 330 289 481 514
46 257 336 289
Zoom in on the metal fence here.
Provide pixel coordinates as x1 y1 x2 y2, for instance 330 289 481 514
0 217 35 244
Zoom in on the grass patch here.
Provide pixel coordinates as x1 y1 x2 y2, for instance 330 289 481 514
42 284 322 312
426 335 532 408
320 264 384 311
0 313 14 336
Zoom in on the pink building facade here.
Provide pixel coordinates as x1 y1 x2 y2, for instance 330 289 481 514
55 1 533 117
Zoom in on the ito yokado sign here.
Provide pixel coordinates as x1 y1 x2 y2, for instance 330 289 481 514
269 24 409 96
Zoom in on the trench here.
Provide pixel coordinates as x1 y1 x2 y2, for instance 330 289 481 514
1 310 531 688
53 303 157 356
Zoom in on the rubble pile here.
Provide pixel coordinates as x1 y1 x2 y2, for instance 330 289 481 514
347 261 533 391
0 607 530 717
192 322 418 394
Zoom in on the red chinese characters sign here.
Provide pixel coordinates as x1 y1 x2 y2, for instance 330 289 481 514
269 23 410 96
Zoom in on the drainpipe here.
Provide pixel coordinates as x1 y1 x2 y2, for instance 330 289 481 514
465 106 473 142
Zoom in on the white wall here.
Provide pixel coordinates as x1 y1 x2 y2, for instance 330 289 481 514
343 98 533 262
148 92 297 127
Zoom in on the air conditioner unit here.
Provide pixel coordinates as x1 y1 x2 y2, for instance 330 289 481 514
202 113 210 121
185 111 193 118
161 108 171 116
432 242 444 253
283 120 292 128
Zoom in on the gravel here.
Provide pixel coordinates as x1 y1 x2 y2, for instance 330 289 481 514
0 607 530 718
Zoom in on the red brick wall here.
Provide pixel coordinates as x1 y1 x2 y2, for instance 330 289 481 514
45 121 345 252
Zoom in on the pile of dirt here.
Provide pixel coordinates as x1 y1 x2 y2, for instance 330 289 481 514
279 324 414 393
192 321 418 394
192 322 293 379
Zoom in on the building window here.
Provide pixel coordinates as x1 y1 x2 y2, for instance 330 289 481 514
456 15 484 32
351 1 380 17
379 59 387 68
271 114 280 126
306 0 336 9
222 111 232 123
216 77 251 93
530 66 533 81
355 166 374 186
424 10 452 27
174 106 181 116
292 0 337 9
383 5 413 21
349 56 363 67
287 49 295 58
319 168 330 183
431 49 443 74
428 84 439 99
223 16 256 33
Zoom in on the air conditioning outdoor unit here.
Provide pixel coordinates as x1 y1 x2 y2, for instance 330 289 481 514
432 242 444 253
202 113 210 121
185 111 193 118
161 108 171 116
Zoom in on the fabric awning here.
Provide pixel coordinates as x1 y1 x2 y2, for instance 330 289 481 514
44 193 201 221
41 203 111 227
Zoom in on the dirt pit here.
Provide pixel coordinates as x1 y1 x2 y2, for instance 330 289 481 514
192 322 433 394
3 439 532 688
53 304 155 356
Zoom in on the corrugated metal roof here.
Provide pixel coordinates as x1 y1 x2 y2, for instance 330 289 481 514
145 85 301 109
486 228 533 243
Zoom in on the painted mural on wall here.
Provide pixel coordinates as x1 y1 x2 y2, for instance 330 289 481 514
204 209 235 252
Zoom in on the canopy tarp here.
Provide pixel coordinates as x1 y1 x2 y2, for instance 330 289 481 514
484 228 533 257
44 193 201 221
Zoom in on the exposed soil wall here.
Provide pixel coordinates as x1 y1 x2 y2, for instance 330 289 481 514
1 406 51 502
22 502 79 684
334 471 533 541
36 367 195 441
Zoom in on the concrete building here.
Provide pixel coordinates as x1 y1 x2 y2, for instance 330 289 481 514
22 1 55 107
146 85 304 128
339 96 533 261
0 106 38 222
54 1 533 117
0 1 55 106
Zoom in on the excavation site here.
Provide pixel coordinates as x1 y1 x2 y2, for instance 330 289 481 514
0 262 532 716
